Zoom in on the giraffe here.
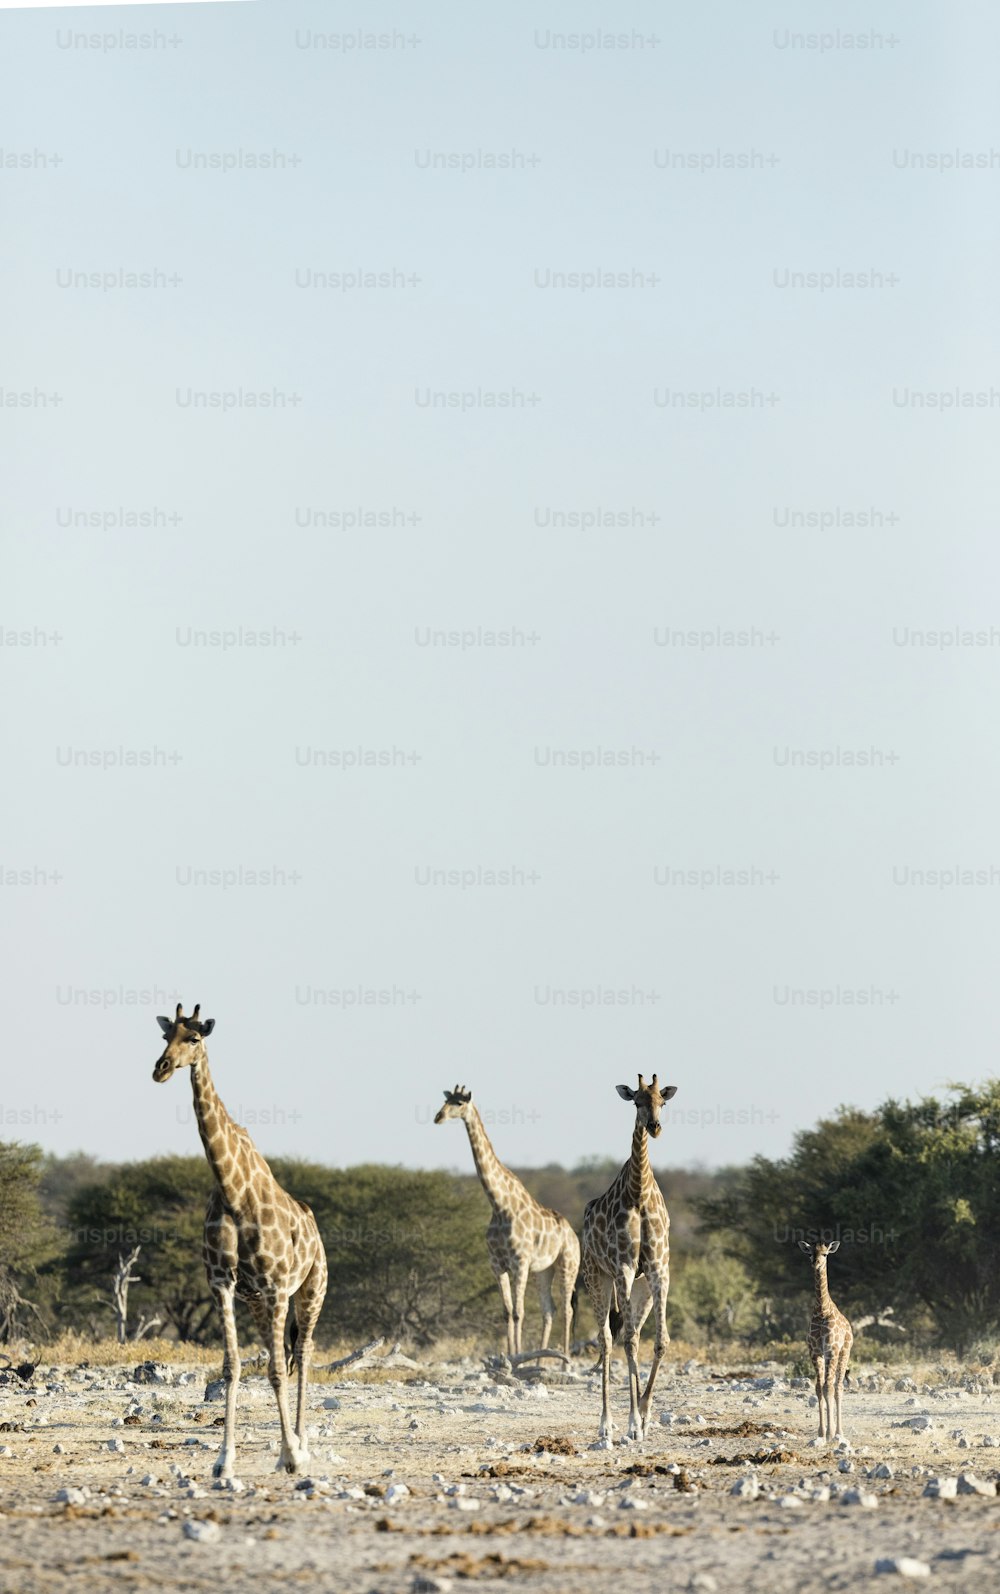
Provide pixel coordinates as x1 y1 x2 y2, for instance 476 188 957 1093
152 1003 327 1480
798 1238 853 1442
580 1074 677 1446
434 1085 580 1357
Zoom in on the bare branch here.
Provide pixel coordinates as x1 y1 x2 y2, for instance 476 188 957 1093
318 1336 386 1372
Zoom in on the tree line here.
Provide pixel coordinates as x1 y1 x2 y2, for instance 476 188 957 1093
2 1081 999 1356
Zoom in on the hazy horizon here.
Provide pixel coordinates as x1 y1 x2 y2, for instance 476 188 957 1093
5 1 999 1174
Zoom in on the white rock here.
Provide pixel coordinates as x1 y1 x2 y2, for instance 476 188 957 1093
52 1444 66 1455
922 1476 958 1498
900 1416 933 1432
730 1475 759 1499
451 1496 478 1511
874 1558 931 1579
841 1489 877 1508
957 1473 996 1496
872 1463 894 1479
53 1487 88 1504
412 1575 454 1594
107 1439 126 1453
688 1577 718 1593
183 1519 221 1542
385 1483 410 1502
776 1494 803 1509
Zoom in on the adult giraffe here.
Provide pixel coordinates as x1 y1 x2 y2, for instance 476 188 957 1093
434 1084 579 1356
153 1003 327 1479
580 1074 677 1445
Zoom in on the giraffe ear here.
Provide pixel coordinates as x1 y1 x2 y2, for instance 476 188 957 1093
156 1016 172 1036
797 1240 813 1255
616 1084 635 1101
200 1018 215 1036
826 1239 840 1253
661 1085 678 1102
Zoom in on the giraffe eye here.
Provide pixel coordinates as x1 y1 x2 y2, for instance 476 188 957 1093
184 1035 199 1044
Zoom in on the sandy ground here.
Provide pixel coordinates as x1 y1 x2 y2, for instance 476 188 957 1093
1 1349 999 1594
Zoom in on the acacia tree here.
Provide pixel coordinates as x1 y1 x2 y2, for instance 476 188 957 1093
698 1083 1000 1352
64 1157 217 1342
271 1160 495 1346
0 1142 57 1340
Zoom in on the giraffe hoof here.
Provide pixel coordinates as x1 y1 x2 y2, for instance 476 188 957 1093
590 1436 614 1452
276 1443 305 1474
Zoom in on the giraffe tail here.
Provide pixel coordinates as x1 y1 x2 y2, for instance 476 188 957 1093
609 1286 624 1342
285 1314 299 1374
571 1272 625 1339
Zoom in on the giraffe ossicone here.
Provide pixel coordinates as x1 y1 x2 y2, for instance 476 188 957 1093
434 1083 579 1357
152 1004 328 1480
580 1074 678 1445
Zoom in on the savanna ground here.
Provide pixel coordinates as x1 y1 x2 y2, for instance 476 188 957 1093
1 1335 999 1594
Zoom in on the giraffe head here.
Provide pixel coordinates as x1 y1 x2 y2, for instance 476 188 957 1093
798 1238 840 1269
433 1084 473 1124
152 1003 215 1082
615 1073 677 1138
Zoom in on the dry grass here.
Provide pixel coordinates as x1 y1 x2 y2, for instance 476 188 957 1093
21 1331 998 1389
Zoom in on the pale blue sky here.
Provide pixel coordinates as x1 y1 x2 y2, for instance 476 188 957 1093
3 1 999 1172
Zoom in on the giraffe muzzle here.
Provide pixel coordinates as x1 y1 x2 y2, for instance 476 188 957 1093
153 1056 175 1083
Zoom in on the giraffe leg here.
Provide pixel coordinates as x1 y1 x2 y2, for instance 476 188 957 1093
536 1266 555 1351
833 1341 850 1440
495 1270 515 1356
292 1253 327 1456
212 1282 240 1480
620 1271 646 1441
511 1263 529 1357
555 1243 578 1358
637 1274 668 1437
266 1294 303 1472
822 1359 835 1445
812 1359 825 1438
586 1268 615 1447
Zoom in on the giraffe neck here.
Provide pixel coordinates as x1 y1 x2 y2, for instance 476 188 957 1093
626 1119 653 1206
463 1107 520 1212
813 1260 835 1314
189 1053 263 1208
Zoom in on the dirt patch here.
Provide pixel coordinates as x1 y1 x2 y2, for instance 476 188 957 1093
410 1551 551 1579
468 1464 561 1483
531 1435 577 1455
696 1421 773 1439
710 1448 799 1466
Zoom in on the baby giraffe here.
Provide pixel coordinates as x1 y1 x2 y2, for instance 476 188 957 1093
798 1238 853 1442
153 1004 327 1480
